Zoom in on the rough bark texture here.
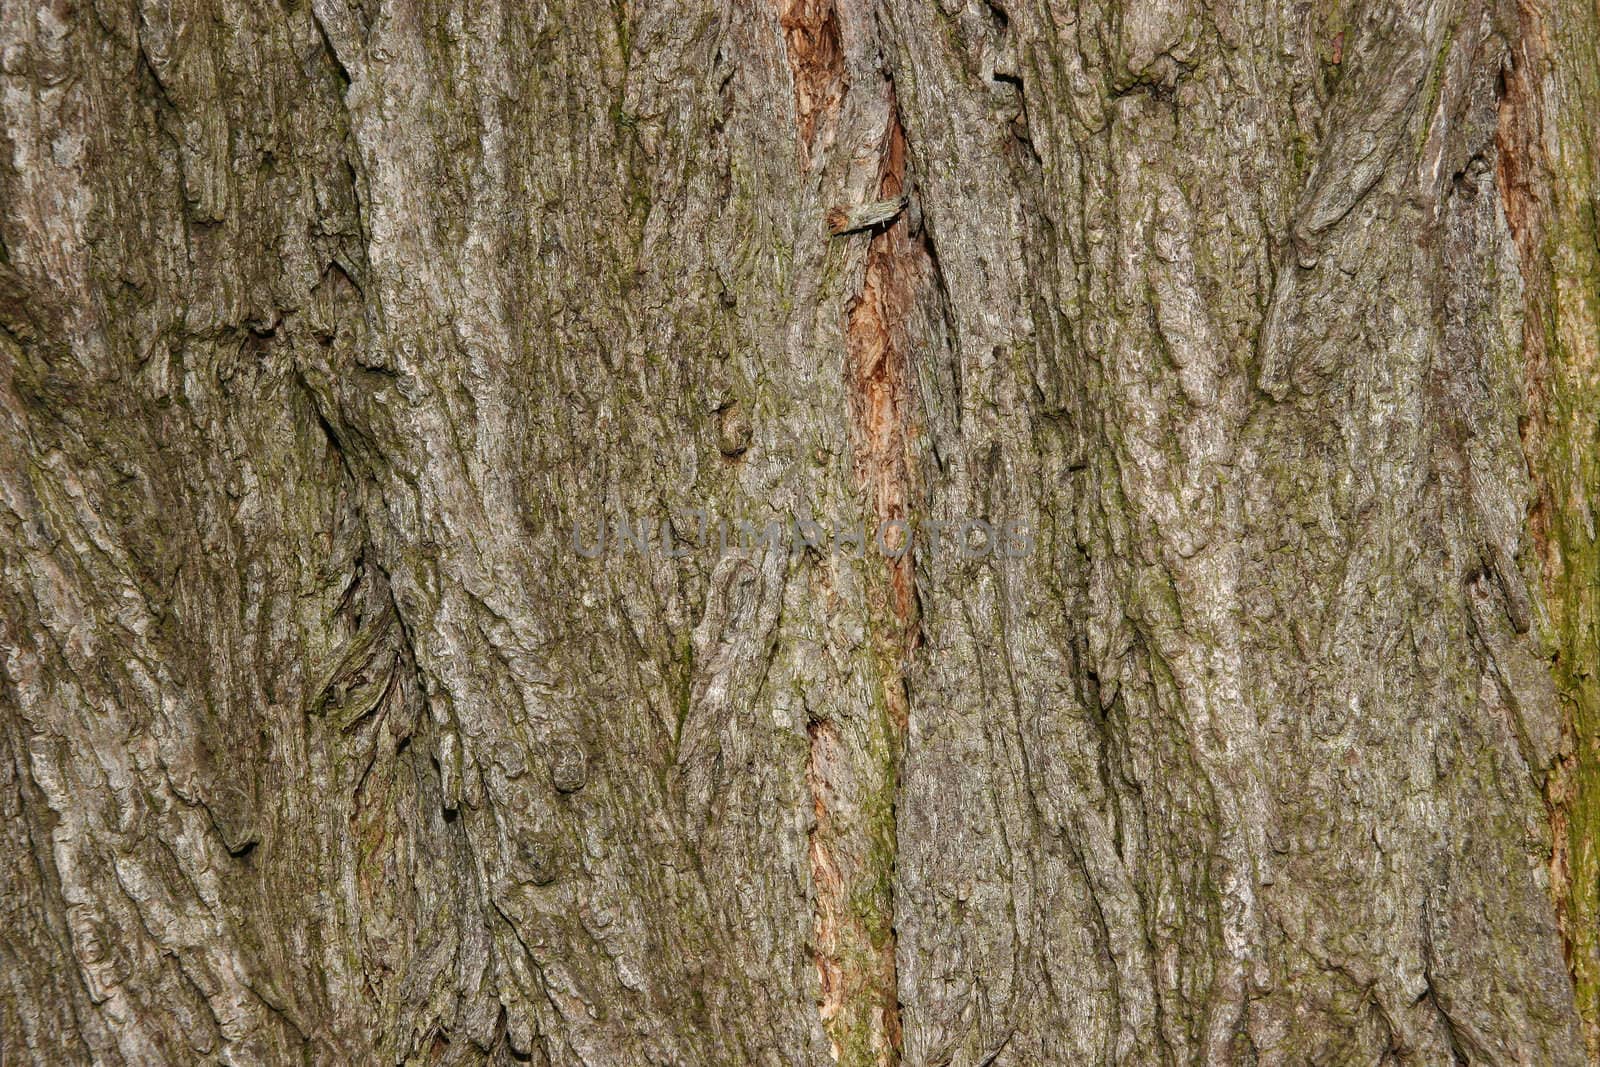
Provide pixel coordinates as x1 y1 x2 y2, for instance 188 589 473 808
1 0 1598 1063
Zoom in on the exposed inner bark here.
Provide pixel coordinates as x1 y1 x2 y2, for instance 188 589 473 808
1494 0 1600 1052
778 0 846 165
846 103 923 670
788 0 925 1050
812 91 928 1064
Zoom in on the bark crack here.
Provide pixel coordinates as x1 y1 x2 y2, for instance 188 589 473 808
781 0 927 1046
778 0 845 167
1493 6 1598 1051
846 93 923 685
809 77 928 1067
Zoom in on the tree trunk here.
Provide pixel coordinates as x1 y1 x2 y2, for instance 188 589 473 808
2 0 1598 1062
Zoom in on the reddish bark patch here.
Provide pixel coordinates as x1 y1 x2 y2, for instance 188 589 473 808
803 83 926 1065
1495 5 1594 1047
778 0 845 165
836 96 925 1067
1494 36 1561 681
1495 15 1551 479
846 103 924 689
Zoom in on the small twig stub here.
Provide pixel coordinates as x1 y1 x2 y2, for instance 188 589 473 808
826 196 907 236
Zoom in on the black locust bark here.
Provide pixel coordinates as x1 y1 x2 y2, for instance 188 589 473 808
2 0 1598 1062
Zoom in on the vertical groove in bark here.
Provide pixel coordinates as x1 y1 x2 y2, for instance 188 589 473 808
846 98 923 677
776 8 872 1052
1496 0 1600 1050
787 0 924 1053
779 0 845 166
822 86 926 1064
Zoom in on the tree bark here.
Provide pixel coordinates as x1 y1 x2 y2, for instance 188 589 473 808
1 0 1598 1062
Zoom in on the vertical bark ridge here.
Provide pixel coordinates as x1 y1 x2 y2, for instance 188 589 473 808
781 0 874 1050
788 0 930 1053
847 97 924 679
824 85 932 1064
1495 0 1600 1051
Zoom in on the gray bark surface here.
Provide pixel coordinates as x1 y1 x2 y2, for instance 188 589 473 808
1 0 1597 1063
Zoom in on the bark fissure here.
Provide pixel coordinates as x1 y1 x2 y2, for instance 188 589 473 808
822 89 928 1065
845 98 924 682
1493 0 1600 1049
777 0 931 1058
778 0 845 166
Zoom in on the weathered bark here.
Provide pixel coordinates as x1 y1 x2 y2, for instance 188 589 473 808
1 0 1598 1062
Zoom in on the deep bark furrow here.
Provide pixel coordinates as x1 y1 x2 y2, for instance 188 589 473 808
1492 0 1600 1052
